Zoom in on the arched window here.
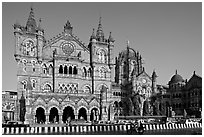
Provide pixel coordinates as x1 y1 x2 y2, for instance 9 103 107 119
64 65 68 74
84 86 91 93
59 65 63 74
22 81 27 90
43 64 47 74
32 80 36 89
44 84 52 92
69 66 72 74
83 67 87 77
87 68 91 77
73 66 78 75
48 64 53 74
98 49 106 63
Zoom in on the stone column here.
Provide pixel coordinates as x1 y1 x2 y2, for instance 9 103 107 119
75 115 78 120
45 113 49 124
59 114 63 124
33 114 36 124
87 114 90 122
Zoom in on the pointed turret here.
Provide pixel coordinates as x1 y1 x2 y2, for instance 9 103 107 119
90 28 96 41
108 32 114 42
96 16 104 42
26 7 37 32
64 20 73 34
152 69 158 82
152 69 158 94
14 20 21 29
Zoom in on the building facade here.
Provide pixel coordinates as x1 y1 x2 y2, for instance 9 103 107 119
12 8 202 125
166 70 202 117
13 8 117 124
2 91 18 123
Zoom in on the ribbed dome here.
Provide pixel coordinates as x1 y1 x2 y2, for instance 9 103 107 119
119 47 137 61
169 70 184 84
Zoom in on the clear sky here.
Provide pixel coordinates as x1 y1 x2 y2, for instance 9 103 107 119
2 2 202 91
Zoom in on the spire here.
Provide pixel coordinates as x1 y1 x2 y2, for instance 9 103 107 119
152 69 158 80
26 6 37 32
175 69 178 75
64 20 73 34
96 16 104 42
90 28 96 41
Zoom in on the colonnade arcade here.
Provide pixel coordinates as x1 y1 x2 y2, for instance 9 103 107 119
33 106 100 124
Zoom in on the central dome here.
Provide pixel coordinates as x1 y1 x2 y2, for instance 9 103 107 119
169 70 184 84
118 47 138 63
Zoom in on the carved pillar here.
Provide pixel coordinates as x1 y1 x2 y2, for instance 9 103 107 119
59 113 63 124
45 113 49 124
87 114 90 122
75 115 78 120
33 114 36 124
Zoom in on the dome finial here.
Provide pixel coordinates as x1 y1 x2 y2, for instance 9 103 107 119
175 69 177 75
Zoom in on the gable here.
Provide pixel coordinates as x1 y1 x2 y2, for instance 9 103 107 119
48 97 59 105
34 96 46 105
43 32 90 62
89 98 99 107
77 97 88 106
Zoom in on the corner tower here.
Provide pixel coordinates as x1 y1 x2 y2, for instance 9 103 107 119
13 7 45 123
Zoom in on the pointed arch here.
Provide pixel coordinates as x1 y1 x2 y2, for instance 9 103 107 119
64 65 68 74
42 64 47 74
59 65 63 74
82 67 87 77
48 64 53 74
73 66 77 75
69 66 72 74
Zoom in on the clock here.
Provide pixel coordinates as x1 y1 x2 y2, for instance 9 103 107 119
142 78 147 83
62 42 74 55
22 39 35 56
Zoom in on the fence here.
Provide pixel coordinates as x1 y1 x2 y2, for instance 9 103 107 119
2 122 202 135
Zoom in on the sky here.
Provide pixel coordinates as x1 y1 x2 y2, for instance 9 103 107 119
2 2 202 91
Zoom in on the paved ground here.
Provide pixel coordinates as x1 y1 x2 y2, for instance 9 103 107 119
28 128 202 135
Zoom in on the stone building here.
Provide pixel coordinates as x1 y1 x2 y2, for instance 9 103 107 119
168 70 186 116
184 71 202 117
2 91 18 122
13 7 117 124
166 70 202 117
113 45 159 116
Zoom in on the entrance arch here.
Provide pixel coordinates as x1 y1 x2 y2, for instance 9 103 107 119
36 107 46 124
90 107 99 121
78 107 87 120
49 107 59 123
62 106 75 123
